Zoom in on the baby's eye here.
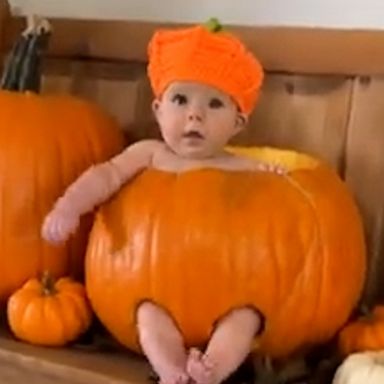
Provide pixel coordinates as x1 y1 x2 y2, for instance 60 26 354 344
171 94 188 105
209 98 224 108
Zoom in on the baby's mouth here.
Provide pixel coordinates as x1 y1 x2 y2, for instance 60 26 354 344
183 131 204 140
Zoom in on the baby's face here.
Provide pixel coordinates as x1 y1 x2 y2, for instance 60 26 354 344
152 81 247 159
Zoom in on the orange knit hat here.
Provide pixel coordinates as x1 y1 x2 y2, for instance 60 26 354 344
147 20 264 115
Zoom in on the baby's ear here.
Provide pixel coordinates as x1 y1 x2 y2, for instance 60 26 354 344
235 113 248 132
152 99 161 117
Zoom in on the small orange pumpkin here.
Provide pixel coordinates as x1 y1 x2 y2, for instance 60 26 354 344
86 147 366 358
7 273 92 346
338 306 384 356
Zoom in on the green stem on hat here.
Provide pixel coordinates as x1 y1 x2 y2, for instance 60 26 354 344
204 18 223 33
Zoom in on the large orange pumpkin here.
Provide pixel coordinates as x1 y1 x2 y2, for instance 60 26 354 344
85 148 366 358
0 21 124 302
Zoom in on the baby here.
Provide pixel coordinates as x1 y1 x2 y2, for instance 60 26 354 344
42 21 284 384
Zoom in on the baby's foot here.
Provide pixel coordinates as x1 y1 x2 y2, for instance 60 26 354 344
158 368 189 384
186 348 215 384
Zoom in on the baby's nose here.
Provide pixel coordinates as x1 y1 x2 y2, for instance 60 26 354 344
187 105 204 121
188 113 202 122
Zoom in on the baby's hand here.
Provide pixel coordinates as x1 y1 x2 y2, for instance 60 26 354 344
256 162 287 175
41 207 80 244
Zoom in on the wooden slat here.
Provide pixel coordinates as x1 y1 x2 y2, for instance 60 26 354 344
232 74 352 172
41 59 154 136
2 15 384 75
0 0 10 51
0 330 150 384
344 76 384 306
39 60 354 170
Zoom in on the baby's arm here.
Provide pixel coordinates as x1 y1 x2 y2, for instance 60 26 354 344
42 139 161 244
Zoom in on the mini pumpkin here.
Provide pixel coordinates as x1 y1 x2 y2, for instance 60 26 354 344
85 147 366 358
0 20 124 301
7 272 92 346
338 306 384 355
333 351 384 384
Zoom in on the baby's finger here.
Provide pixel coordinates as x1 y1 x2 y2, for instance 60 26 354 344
43 220 64 244
48 222 61 244
257 163 268 171
275 166 286 174
41 219 53 242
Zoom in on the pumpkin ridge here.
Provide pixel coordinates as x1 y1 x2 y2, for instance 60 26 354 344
63 299 81 343
34 148 46 273
55 294 83 341
22 296 45 338
46 296 67 342
283 171 351 344
275 174 324 332
59 290 91 329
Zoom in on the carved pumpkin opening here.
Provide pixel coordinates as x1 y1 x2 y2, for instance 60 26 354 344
226 146 319 172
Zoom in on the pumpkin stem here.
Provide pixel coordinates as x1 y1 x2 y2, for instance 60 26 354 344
41 271 57 296
0 33 31 90
0 18 51 92
204 18 223 33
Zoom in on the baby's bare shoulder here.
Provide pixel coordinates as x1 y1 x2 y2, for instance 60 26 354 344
129 139 165 153
109 139 165 172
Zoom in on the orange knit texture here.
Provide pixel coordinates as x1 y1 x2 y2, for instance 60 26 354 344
147 24 264 115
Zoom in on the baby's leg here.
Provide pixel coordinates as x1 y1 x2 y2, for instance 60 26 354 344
136 301 189 384
187 307 262 384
